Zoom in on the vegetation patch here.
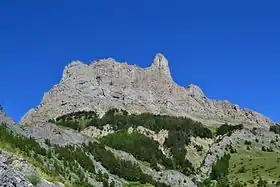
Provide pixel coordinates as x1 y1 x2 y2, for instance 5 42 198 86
210 153 231 187
50 109 213 140
83 141 169 186
228 150 280 187
51 108 213 176
216 123 243 136
164 130 195 175
100 131 173 169
0 123 171 186
0 124 93 186
270 125 280 135
27 173 41 185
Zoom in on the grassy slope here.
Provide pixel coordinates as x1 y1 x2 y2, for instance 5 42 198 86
125 182 154 187
46 109 280 186
229 149 280 186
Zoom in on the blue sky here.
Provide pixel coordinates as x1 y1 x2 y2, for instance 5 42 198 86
0 1 279 122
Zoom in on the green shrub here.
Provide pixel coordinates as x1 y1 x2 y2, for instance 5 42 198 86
27 174 41 185
257 176 268 187
216 123 243 136
232 180 244 187
73 181 95 187
248 180 254 184
270 125 280 135
244 140 252 145
267 146 274 152
194 144 203 152
211 153 231 185
44 138 51 146
230 147 237 154
238 166 246 173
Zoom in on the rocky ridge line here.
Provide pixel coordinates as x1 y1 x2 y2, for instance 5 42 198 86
21 53 274 129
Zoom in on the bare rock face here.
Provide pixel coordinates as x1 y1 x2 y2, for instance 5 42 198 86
0 162 33 187
151 53 171 78
0 149 62 187
185 84 205 98
0 110 25 135
21 54 274 129
20 122 90 146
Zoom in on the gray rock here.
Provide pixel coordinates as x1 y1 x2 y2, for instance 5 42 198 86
21 53 274 129
35 179 62 187
0 149 63 187
20 122 90 146
0 150 36 176
159 170 197 187
0 162 33 187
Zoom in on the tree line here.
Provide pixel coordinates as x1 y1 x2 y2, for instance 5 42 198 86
83 141 170 186
50 108 214 176
50 108 214 175
216 123 243 136
50 108 213 139
100 131 173 170
0 122 171 186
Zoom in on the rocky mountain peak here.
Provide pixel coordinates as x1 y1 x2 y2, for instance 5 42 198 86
21 54 275 129
150 53 171 78
67 60 85 68
152 53 169 68
92 57 117 64
61 60 88 83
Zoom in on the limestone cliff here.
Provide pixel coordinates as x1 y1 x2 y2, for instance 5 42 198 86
21 53 274 129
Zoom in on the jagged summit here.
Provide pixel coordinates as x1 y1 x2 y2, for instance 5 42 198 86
150 53 171 78
153 53 168 66
67 60 85 67
21 53 274 129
